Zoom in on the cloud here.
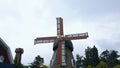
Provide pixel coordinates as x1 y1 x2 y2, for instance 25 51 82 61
96 39 120 52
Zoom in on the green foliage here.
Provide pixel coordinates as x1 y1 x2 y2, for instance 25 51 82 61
91 46 99 67
85 47 92 66
114 65 120 68
29 55 44 68
84 46 99 67
100 50 120 68
109 50 119 67
100 50 109 62
76 46 120 68
96 61 108 68
14 63 24 68
76 54 83 68
87 65 93 68
24 66 29 68
40 65 48 68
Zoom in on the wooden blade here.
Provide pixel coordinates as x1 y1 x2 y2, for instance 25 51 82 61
57 41 62 64
34 36 57 45
64 32 88 40
56 17 64 36
61 41 66 66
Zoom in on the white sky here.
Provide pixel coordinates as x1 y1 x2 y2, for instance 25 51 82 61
0 0 120 66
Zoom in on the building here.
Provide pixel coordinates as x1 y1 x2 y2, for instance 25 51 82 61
0 38 13 64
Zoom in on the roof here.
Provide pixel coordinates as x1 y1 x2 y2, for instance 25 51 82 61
53 40 73 51
0 38 13 64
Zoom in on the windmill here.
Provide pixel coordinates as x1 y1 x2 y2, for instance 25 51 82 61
34 17 88 68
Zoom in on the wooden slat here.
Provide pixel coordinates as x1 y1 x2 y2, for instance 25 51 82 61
57 41 62 64
64 32 88 40
57 17 64 36
35 36 57 41
64 36 88 40
60 18 64 35
34 36 57 45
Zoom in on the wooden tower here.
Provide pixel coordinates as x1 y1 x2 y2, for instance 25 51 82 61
50 40 76 68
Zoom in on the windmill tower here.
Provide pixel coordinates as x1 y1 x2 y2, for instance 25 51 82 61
50 40 76 68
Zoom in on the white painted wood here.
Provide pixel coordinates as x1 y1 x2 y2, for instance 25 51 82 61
57 18 61 35
61 41 67 66
65 32 88 38
71 59 75 67
34 39 54 44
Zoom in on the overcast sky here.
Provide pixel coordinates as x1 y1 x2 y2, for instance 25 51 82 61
0 0 120 66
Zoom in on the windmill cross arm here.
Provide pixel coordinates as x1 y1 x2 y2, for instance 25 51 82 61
34 36 57 45
64 32 88 40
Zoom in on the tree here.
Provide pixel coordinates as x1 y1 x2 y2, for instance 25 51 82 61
40 65 48 68
30 55 44 68
84 46 92 67
14 63 24 68
84 46 99 67
100 50 109 62
76 54 83 68
109 50 120 68
96 61 108 68
100 50 120 68
87 65 93 68
114 65 120 68
91 46 99 67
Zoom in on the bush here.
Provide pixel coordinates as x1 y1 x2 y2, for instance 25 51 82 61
87 65 93 68
96 61 108 68
114 65 120 68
